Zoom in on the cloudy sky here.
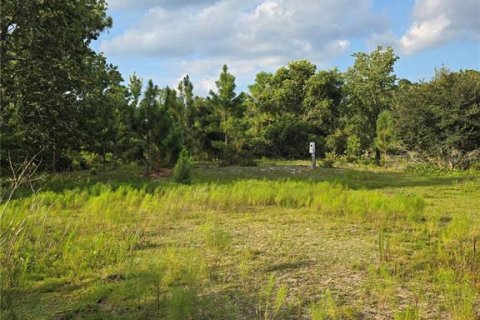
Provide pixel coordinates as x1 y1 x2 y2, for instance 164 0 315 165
93 0 480 95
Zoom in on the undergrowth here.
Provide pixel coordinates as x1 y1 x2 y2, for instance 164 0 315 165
1 169 478 319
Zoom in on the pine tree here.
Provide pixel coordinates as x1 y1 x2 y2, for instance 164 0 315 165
375 110 395 167
173 149 192 184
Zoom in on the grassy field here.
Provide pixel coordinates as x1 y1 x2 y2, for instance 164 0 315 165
1 162 479 319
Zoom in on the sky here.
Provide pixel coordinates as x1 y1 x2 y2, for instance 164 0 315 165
93 0 480 95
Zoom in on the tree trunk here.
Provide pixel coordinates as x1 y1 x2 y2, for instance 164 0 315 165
384 151 387 168
224 133 228 146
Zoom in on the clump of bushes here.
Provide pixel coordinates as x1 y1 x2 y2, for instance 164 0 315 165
218 144 257 167
319 152 336 168
173 149 192 184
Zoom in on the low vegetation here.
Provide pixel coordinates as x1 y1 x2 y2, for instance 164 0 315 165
1 163 478 319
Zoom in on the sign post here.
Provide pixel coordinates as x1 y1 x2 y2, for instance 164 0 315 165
309 142 316 170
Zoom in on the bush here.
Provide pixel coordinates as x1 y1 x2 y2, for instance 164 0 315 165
173 149 192 184
81 151 101 169
326 129 347 155
405 163 448 175
263 115 309 158
319 152 336 168
346 134 361 162
470 161 480 171
219 144 257 167
320 159 334 168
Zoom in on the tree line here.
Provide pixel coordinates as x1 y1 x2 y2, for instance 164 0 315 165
2 0 479 173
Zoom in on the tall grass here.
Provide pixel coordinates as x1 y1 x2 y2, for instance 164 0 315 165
257 275 289 320
1 176 478 319
0 180 424 288
142 180 425 222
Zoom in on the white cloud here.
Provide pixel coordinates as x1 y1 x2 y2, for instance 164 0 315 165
324 39 350 55
398 0 480 55
107 0 217 10
102 0 383 59
400 15 451 54
101 0 388 94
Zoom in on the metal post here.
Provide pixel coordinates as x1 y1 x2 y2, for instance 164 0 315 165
309 142 316 170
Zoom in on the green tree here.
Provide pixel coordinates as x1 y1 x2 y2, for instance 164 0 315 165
1 0 112 170
394 69 480 168
303 69 343 137
342 47 398 154
270 60 316 115
189 97 223 160
160 87 183 166
375 110 395 167
346 134 361 161
263 115 310 158
115 73 144 163
246 61 317 158
245 72 275 156
108 83 129 169
209 65 245 149
178 75 197 154
128 73 143 108
135 80 160 174
178 75 195 121
135 81 183 174
75 55 126 171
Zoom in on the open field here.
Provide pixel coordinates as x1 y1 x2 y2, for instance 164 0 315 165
1 162 479 319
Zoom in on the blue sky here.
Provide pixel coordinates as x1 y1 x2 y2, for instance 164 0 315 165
93 0 480 95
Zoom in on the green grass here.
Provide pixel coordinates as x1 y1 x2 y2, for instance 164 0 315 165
1 162 479 319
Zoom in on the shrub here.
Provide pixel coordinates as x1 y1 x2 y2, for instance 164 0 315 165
310 290 338 320
81 151 101 169
173 149 192 184
199 223 231 252
470 161 480 171
320 152 336 168
258 275 288 320
346 134 361 162
405 163 446 175
219 144 257 167
326 129 347 155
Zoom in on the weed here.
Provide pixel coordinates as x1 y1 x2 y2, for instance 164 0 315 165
437 269 477 320
394 306 419 320
310 290 339 320
257 275 288 320
200 223 232 252
310 290 358 320
378 228 391 263
167 286 197 320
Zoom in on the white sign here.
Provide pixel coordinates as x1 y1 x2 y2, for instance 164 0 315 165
309 142 315 154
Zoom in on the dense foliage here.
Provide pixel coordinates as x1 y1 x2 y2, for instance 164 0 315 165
1 0 114 170
393 69 480 168
1 2 479 171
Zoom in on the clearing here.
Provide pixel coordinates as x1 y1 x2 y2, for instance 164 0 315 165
1 162 479 319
